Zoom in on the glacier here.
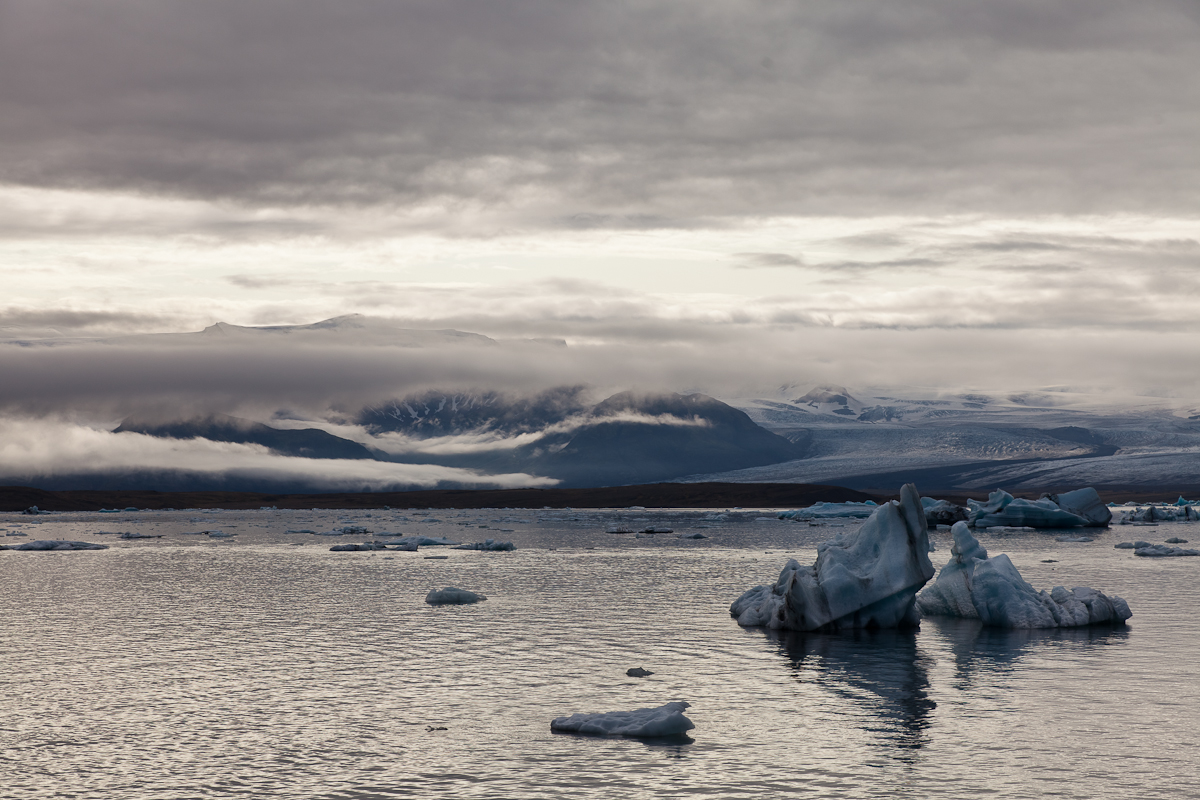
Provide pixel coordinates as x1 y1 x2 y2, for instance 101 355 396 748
918 523 1131 628
550 701 694 738
731 484 934 631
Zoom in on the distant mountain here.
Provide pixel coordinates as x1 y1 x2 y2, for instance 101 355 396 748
359 386 591 437
368 390 803 487
116 415 376 460
113 391 803 489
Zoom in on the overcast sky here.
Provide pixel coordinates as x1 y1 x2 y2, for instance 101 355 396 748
3 0 1200 405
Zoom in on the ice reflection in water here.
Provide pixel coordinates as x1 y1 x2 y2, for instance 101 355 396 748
762 628 935 757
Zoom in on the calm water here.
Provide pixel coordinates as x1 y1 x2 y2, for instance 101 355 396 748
2 507 1198 799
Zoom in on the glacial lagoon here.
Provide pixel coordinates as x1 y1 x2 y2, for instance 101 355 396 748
2 506 1197 798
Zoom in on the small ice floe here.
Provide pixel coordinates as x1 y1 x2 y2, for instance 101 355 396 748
732 485 933 631
778 501 877 521
330 542 389 551
206 531 237 538
420 518 442 524
385 535 461 547
22 506 51 515
626 667 654 677
550 701 694 738
678 532 708 539
119 532 163 540
1134 544 1200 557
1055 536 1094 543
259 506 278 511
425 587 486 605
4 540 108 551
424 555 448 559
5 532 28 537
453 539 515 551
392 541 419 551
337 525 371 535
285 529 316 534
641 527 673 534
918 522 1131 628
606 526 635 534
1114 541 1150 549
1165 537 1190 544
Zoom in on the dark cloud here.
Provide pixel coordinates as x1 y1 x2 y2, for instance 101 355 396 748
1 1 1197 229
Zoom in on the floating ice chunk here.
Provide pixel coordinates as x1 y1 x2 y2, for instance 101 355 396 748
1114 541 1151 549
285 529 316 534
1125 505 1200 523
606 526 634 534
1044 488 1111 527
921 498 969 526
425 587 486 605
330 542 389 551
119 532 162 539
641 527 673 534
1133 544 1200 557
968 490 1091 529
626 667 654 677
386 535 461 547
1055 536 1093 543
778 501 878 520
731 484 934 631
453 539 515 551
206 531 236 538
918 523 1131 627
550 701 693 738
6 540 108 551
1165 537 1189 544
1174 496 1194 506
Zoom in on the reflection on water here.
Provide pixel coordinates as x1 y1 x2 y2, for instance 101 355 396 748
925 618 1131 691
759 627 936 757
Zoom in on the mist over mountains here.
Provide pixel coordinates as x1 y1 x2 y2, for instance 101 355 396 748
3 315 1200 494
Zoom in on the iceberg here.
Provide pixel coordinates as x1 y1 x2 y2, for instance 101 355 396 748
1133 544 1200 557
921 497 969 526
425 587 486 605
1124 505 1200 523
917 523 1131 628
550 701 694 738
968 489 1102 529
453 539 516 551
384 535 461 547
731 484 934 631
4 540 108 551
778 501 877 521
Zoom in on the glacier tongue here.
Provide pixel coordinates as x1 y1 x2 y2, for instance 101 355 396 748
731 484 935 631
918 522 1132 628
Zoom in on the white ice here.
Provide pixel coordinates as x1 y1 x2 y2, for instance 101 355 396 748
918 522 1132 627
425 587 487 605
550 701 694 737
731 484 934 631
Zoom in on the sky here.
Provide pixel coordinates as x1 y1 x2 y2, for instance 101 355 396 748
2 1 1199 487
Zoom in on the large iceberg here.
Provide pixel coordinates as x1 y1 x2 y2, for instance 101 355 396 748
731 484 934 631
550 701 694 737
968 488 1109 529
917 522 1131 628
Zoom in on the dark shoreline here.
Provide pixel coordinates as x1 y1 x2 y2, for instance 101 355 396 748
2 482 1194 512
1 482 880 512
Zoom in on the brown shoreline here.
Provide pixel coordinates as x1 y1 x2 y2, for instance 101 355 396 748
2 482 1195 512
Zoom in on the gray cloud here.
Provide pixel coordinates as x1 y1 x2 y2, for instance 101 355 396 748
736 252 805 268
2 1 1198 231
